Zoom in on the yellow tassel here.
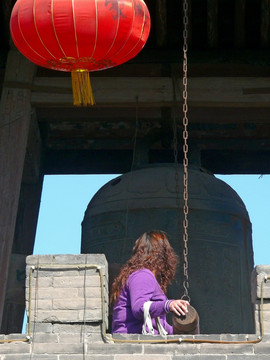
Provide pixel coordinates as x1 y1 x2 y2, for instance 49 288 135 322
71 70 95 106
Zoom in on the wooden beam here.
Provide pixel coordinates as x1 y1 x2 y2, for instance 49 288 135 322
207 0 218 48
261 0 270 47
235 0 246 47
0 50 36 327
30 76 270 108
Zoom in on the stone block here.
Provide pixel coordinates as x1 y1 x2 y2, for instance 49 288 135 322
60 356 113 360
227 356 270 360
26 323 53 334
200 343 254 354
53 275 101 288
53 298 101 310
57 334 82 344
116 356 171 360
173 356 226 360
78 309 103 321
31 333 58 343
33 343 83 354
255 342 270 355
34 310 79 323
29 288 79 300
251 266 270 300
33 299 53 310
52 323 101 334
3 356 58 360
58 333 103 344
0 342 30 354
25 276 53 288
78 287 102 298
4 334 28 341
143 343 199 355
86 343 143 354
26 255 53 266
254 309 270 334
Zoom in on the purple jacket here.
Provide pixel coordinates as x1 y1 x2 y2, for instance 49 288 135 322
112 268 173 334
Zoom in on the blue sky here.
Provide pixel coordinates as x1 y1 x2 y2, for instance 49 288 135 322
33 173 269 266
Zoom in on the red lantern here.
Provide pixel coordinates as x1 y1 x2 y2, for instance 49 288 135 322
10 0 151 106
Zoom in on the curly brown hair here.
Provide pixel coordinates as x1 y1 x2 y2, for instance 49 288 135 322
110 230 178 304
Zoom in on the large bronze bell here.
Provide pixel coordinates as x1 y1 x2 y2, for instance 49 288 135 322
81 164 254 334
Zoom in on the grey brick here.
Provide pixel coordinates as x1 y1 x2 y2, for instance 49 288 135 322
52 323 101 334
57 333 83 343
27 322 54 333
86 343 143 354
78 309 103 321
0 342 30 354
61 356 113 360
28 287 79 300
116 356 171 360
53 276 100 288
227 356 270 360
53 298 101 310
26 255 53 265
254 340 270 354
4 334 28 341
57 332 103 344
33 309 77 323
85 333 104 343
220 334 251 342
143 343 199 355
112 334 141 341
173 356 226 360
200 343 254 354
254 301 270 310
4 356 58 360
34 299 53 310
78 287 102 298
33 343 83 354
31 333 58 343
26 277 53 288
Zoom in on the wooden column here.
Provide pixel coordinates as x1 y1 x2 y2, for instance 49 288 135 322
207 0 218 48
156 0 167 47
1 111 43 334
0 50 36 329
235 0 246 47
261 0 270 47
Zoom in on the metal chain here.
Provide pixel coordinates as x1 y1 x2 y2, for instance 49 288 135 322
122 96 139 258
172 84 182 241
182 0 190 302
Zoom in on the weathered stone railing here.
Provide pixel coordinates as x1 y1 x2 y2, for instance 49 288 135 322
25 254 108 342
0 255 269 359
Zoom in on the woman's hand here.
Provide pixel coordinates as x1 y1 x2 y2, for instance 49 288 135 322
169 299 189 316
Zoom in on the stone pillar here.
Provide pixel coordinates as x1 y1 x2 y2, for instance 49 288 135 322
252 265 270 335
25 254 108 342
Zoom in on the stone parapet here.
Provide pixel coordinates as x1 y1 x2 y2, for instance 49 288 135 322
251 265 270 336
0 258 270 359
25 254 108 332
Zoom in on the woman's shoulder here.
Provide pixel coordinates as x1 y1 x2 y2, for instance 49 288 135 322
128 268 155 281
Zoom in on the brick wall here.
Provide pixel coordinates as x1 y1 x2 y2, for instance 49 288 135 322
0 255 269 359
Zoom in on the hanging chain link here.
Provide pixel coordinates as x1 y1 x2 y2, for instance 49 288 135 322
182 0 190 302
173 84 181 241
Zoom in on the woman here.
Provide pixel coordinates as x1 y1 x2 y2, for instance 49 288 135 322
110 230 189 334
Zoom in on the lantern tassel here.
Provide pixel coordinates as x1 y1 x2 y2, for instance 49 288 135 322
71 70 95 106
